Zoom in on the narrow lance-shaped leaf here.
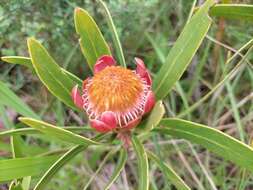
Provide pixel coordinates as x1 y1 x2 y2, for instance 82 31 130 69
209 4 253 21
27 38 76 109
0 156 58 182
132 136 149 190
11 135 32 190
147 151 190 190
33 134 105 190
104 149 127 190
9 181 23 190
98 0 126 67
0 127 92 138
34 145 86 190
74 7 111 70
19 117 100 146
0 81 39 119
154 118 253 172
11 135 24 158
153 0 215 100
1 56 33 69
1 56 83 86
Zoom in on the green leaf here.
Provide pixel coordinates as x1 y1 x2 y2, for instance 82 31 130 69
34 145 85 190
10 136 31 190
33 134 105 190
104 149 127 190
1 56 83 87
98 0 126 67
210 4 253 21
21 177 31 190
19 117 100 145
147 151 190 190
155 118 253 172
9 181 23 190
61 69 82 87
27 38 76 109
0 156 58 182
0 81 39 119
0 127 92 137
11 135 24 158
136 101 165 133
1 56 33 69
153 0 215 100
132 136 149 190
74 7 111 70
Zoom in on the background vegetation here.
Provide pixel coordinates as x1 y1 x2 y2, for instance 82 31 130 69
0 0 253 189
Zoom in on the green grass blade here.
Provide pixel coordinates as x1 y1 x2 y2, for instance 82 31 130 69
104 149 127 190
74 7 111 70
155 118 253 172
147 151 190 190
0 104 14 129
210 4 253 21
0 81 39 119
132 136 149 190
19 117 100 145
225 82 245 142
153 0 215 100
177 42 253 118
98 0 126 67
0 156 58 182
83 149 118 190
1 56 83 86
27 38 76 109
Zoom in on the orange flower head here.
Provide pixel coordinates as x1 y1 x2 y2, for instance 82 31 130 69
71 55 155 133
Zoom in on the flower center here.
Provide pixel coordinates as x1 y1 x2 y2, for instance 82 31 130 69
87 66 144 114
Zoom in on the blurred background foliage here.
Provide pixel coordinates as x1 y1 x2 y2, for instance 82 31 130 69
0 0 253 189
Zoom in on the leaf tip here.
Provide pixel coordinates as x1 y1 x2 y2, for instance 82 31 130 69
1 56 7 62
27 37 36 44
27 37 37 51
74 7 87 17
75 7 82 13
18 117 27 123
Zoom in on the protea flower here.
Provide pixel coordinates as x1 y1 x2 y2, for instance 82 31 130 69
71 55 155 134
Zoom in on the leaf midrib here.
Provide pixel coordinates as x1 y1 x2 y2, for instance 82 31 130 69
154 12 207 94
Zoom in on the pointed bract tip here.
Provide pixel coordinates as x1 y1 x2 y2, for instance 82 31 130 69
71 85 83 109
94 55 116 73
134 57 145 67
135 57 152 85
